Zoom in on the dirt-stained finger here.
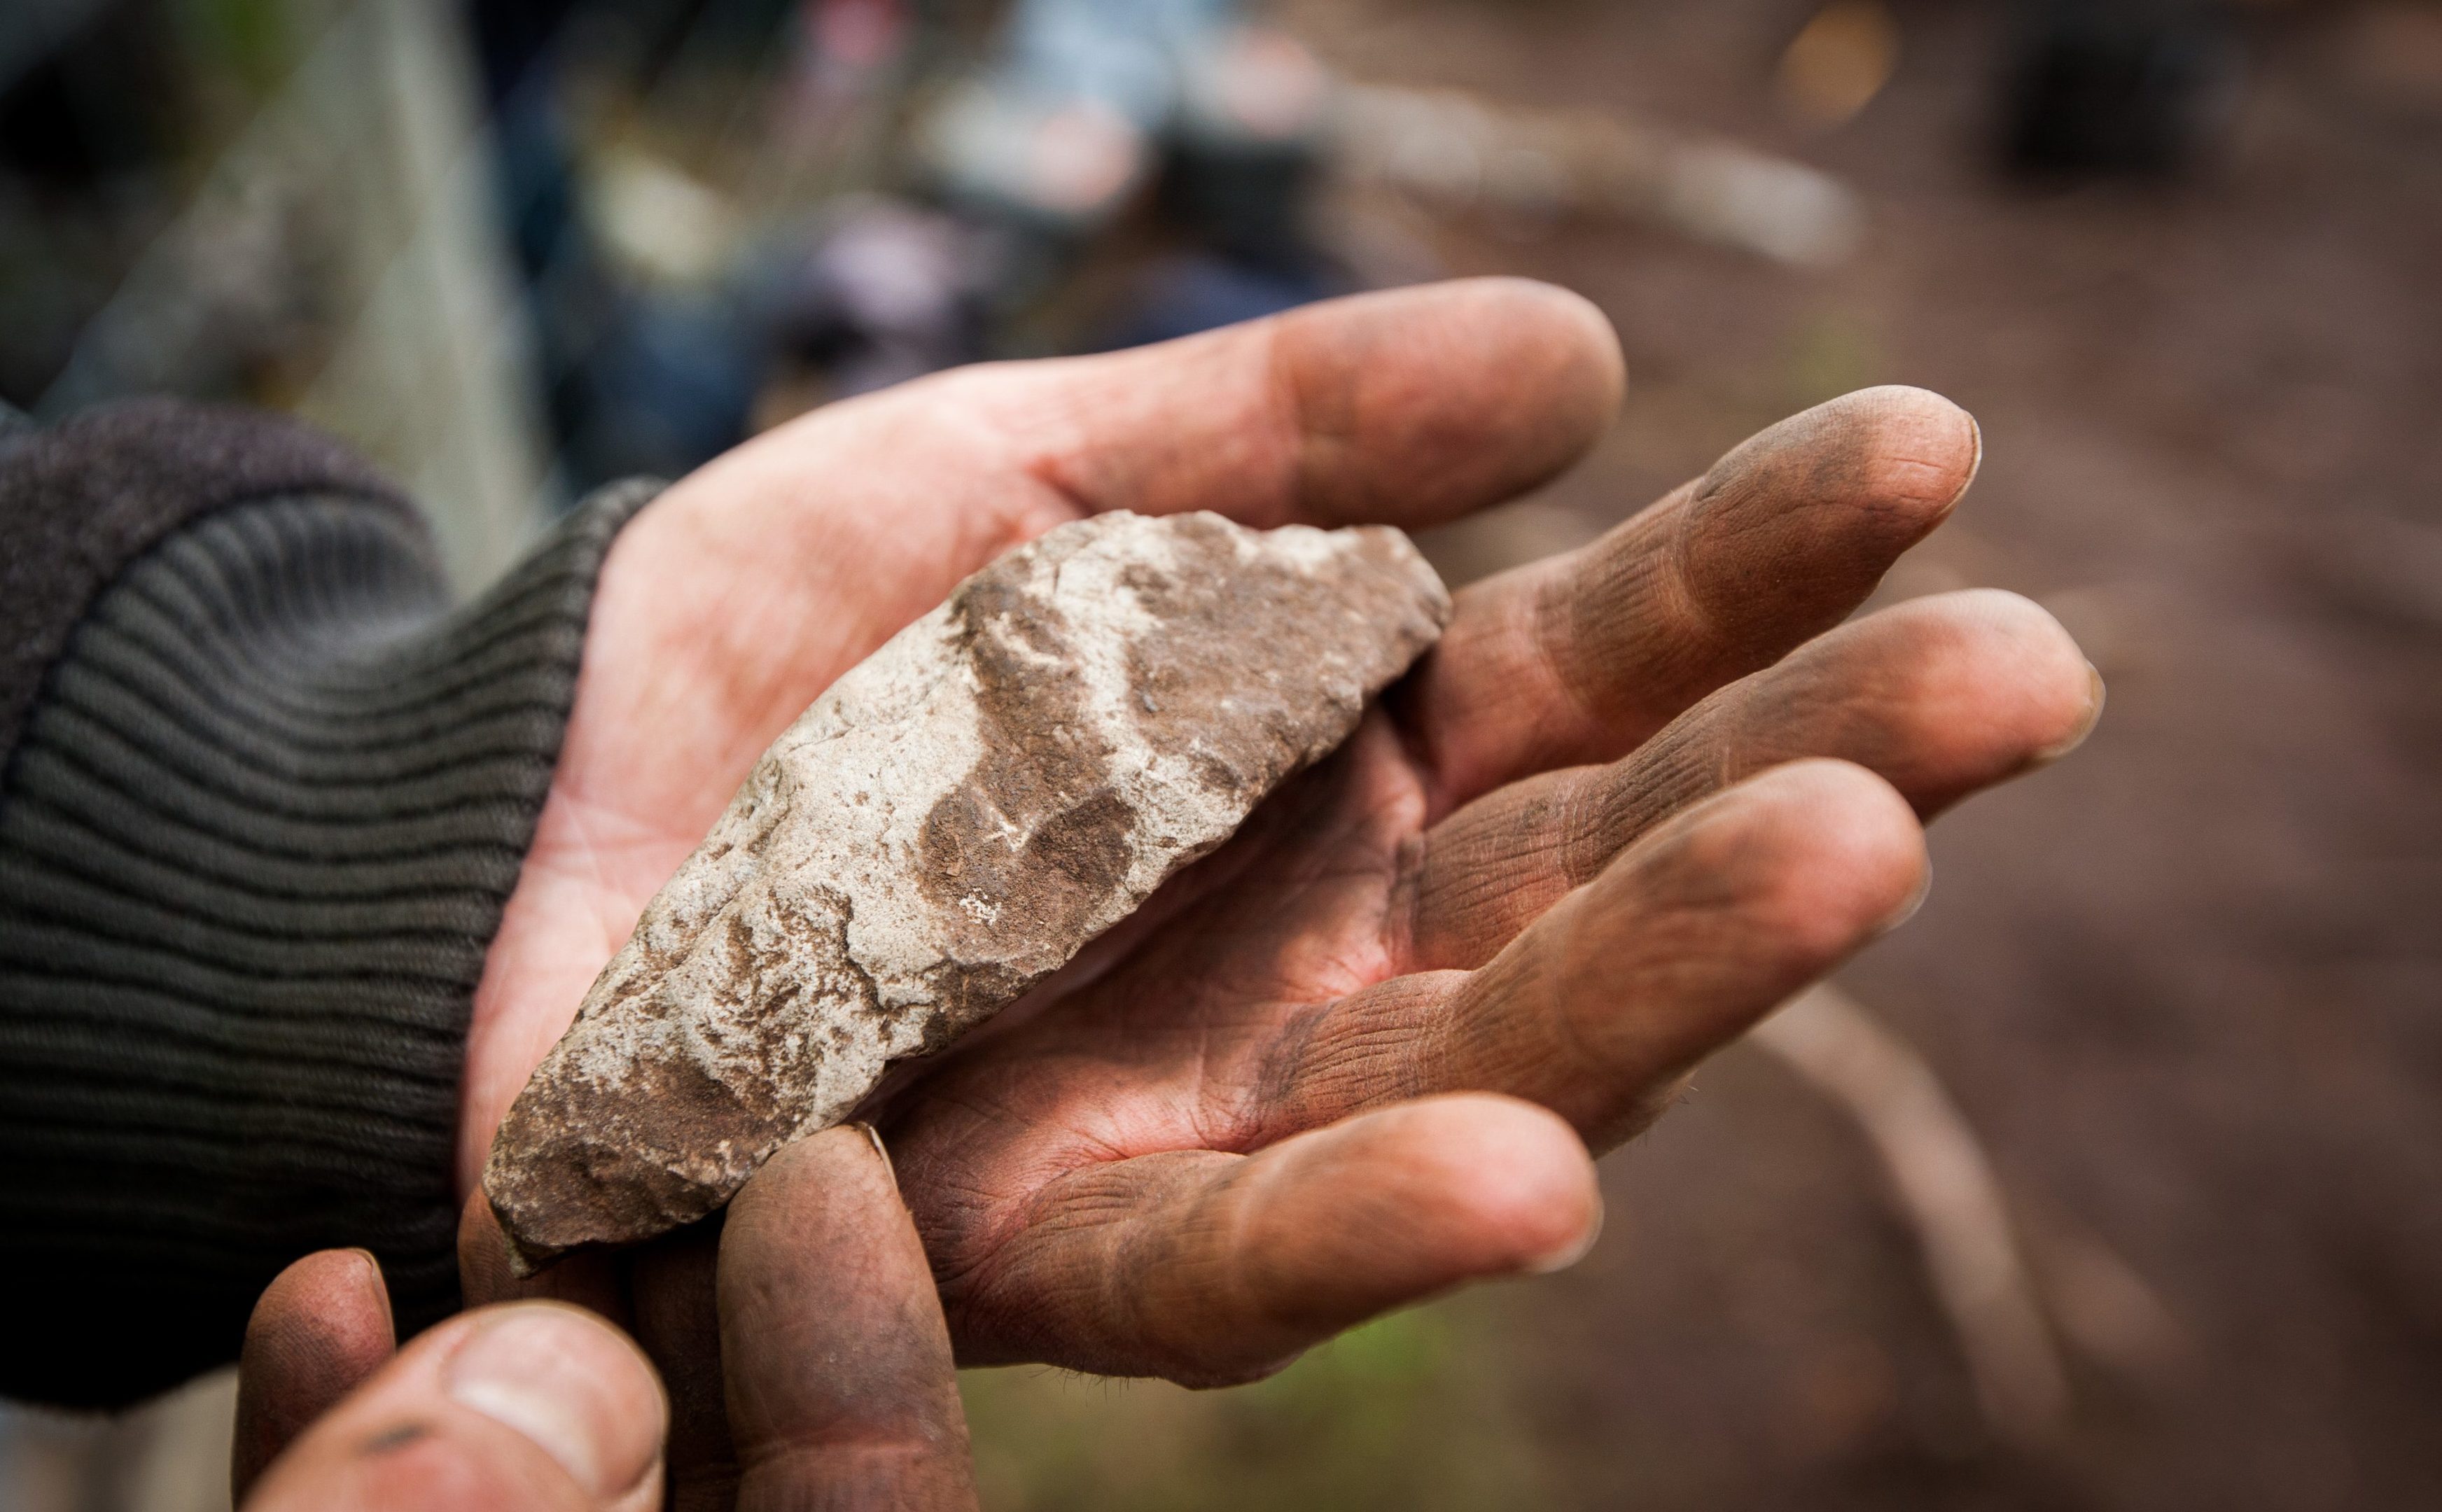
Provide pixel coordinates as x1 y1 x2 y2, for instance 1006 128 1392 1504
720 1125 979 1512
459 1192 633 1329
1262 761 1930 1153
1404 589 2098 970
987 276 1625 531
627 1228 737 1512
937 1093 1599 1387
234 1249 397 1502
1400 386 1983 813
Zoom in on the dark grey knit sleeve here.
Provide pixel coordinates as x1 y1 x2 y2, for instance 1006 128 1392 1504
0 400 657 1408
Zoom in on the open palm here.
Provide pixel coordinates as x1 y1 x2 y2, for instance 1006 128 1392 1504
457 281 2095 1464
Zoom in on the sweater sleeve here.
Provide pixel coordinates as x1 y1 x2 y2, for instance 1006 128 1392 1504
0 400 656 1408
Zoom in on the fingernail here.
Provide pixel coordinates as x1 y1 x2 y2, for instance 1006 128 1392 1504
445 1309 657 1497
1526 1195 1605 1276
1946 410 1984 510
1880 859 1933 934
849 1120 897 1186
2032 662 2107 766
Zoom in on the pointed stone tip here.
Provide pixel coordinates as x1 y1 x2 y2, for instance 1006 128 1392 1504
490 1190 569 1278
502 1233 559 1279
482 1117 579 1277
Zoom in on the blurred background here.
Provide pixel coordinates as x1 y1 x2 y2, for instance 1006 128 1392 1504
3 0 2439 1507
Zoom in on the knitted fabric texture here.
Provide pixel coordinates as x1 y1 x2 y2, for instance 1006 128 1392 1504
0 398 414 764
0 456 655 1407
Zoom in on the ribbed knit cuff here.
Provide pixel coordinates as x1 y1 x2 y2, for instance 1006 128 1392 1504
0 479 657 1408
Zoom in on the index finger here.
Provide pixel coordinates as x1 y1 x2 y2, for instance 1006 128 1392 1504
719 1125 978 1512
969 276 1624 531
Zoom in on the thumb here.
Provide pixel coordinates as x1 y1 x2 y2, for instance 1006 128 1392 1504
242 1301 669 1512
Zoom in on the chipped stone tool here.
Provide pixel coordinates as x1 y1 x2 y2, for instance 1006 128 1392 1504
484 510 1449 1270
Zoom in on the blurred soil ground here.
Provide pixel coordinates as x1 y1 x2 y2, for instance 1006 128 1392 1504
961 1 2442 1507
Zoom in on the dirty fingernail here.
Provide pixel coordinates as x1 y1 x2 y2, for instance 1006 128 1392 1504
1947 409 1984 508
445 1307 664 1497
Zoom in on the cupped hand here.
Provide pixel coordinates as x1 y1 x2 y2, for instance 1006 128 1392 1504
240 1128 975 1511
461 279 2099 1399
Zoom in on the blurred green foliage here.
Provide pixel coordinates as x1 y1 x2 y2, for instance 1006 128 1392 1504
961 1293 1551 1511
172 0 305 92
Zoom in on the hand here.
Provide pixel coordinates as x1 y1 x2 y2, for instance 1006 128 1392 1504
239 1128 975 1511
461 279 2099 1391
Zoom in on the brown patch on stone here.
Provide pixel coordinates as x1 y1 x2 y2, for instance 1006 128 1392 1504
1122 517 1449 792
916 573 1141 981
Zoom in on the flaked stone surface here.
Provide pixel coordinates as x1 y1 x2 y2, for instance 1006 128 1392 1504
484 510 1450 1270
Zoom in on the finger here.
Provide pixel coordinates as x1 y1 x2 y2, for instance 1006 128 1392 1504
463 1191 739 1509
459 1190 633 1328
940 1093 1598 1387
973 276 1624 530
627 1227 738 1512
244 1302 667 1512
1404 589 2098 969
720 1125 978 1512
1397 386 1983 810
234 1250 396 1501
1271 760 1928 1152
